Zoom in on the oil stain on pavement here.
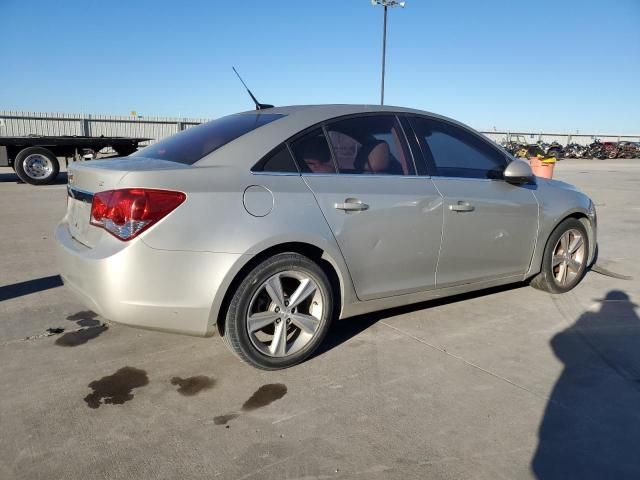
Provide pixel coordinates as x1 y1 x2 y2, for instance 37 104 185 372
56 311 107 346
242 383 288 411
84 367 149 409
213 413 239 425
66 311 101 327
55 325 108 347
213 383 287 426
170 376 216 396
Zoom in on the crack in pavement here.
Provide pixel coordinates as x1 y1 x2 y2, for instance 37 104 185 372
378 320 548 401
0 324 108 348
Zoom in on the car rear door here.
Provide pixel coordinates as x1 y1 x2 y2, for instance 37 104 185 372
408 116 539 288
290 115 443 301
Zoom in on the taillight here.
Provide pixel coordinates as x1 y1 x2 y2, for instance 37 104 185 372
90 188 186 241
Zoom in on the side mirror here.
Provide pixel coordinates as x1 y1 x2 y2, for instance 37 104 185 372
503 159 535 185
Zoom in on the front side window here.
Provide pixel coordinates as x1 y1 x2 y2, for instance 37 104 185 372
132 113 285 165
325 115 415 175
289 129 337 174
411 117 506 179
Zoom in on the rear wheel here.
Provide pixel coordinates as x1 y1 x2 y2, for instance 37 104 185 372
14 147 60 185
530 219 589 294
223 253 334 370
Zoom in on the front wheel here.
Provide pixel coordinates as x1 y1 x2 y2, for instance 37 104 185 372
530 219 589 294
223 253 334 370
14 147 60 185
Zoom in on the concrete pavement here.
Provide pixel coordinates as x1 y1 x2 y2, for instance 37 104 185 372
0 159 638 479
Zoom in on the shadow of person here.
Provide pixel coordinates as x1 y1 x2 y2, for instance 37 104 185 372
0 171 67 184
532 290 640 479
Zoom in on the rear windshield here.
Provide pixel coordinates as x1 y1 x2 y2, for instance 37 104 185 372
132 113 285 164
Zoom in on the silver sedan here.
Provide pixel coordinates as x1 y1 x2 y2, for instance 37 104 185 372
55 105 597 369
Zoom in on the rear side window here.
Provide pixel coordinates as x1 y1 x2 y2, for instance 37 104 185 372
132 113 284 165
325 115 415 175
253 144 298 173
411 117 506 179
290 128 337 174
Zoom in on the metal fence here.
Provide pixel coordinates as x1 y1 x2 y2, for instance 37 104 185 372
481 131 640 147
1 110 639 148
0 111 207 146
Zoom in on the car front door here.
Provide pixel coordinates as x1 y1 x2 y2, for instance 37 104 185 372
409 116 539 288
289 115 443 301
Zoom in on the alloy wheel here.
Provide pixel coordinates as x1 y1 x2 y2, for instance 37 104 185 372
246 271 323 358
551 229 586 287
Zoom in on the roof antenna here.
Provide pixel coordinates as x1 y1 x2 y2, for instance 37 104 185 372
232 67 274 110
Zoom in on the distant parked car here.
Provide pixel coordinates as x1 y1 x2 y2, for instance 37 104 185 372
56 105 597 369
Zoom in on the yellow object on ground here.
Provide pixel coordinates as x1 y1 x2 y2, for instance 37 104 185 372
536 154 557 164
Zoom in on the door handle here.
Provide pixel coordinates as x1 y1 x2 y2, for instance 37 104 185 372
449 201 475 212
334 198 369 212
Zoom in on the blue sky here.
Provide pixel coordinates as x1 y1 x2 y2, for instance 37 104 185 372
1 0 639 133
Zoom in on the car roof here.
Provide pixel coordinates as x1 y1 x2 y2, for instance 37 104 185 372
197 104 478 168
236 104 441 119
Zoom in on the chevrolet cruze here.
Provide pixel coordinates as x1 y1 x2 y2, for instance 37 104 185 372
55 105 597 369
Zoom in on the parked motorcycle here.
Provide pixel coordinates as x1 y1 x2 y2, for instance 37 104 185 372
541 141 564 160
500 140 525 156
616 141 640 158
584 140 605 159
563 143 588 159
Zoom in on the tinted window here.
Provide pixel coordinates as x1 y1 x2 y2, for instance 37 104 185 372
290 129 336 174
132 113 284 165
253 145 298 173
411 117 506 179
325 115 415 175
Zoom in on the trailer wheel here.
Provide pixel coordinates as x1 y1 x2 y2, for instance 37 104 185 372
14 147 60 185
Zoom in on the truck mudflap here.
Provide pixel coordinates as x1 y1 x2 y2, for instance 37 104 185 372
0 146 8 167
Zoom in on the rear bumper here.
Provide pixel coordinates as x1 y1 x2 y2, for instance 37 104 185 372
55 221 244 336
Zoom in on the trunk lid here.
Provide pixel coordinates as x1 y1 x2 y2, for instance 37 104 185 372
66 157 188 248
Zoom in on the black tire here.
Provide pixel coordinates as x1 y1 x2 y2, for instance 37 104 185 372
223 253 334 370
14 147 60 185
530 218 589 294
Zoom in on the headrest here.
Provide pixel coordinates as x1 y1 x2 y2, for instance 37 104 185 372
355 140 390 173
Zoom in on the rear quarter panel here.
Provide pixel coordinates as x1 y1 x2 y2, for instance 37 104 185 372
115 166 357 327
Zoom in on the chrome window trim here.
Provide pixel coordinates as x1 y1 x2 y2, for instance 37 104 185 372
300 172 433 179
431 176 500 183
250 171 301 177
250 171 435 179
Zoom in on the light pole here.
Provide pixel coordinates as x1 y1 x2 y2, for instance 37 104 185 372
371 0 405 105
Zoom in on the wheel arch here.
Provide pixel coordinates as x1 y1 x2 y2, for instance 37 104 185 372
210 241 350 337
528 209 596 278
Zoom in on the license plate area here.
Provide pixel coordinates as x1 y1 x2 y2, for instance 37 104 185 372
67 187 94 246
